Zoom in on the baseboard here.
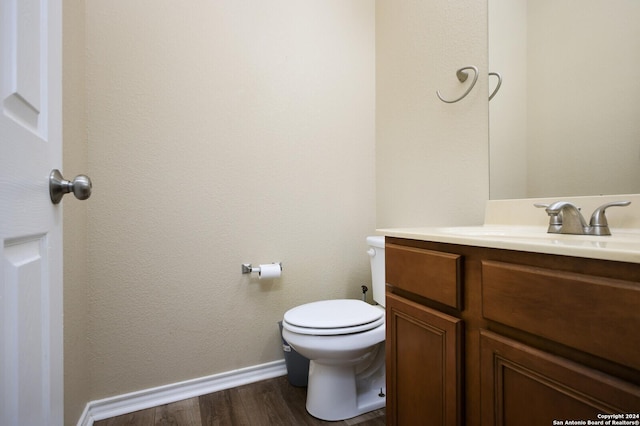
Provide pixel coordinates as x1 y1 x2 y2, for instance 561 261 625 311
77 359 287 426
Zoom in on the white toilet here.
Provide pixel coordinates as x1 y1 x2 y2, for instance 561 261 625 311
281 236 386 421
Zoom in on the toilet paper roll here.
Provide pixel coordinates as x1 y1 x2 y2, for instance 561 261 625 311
259 263 281 279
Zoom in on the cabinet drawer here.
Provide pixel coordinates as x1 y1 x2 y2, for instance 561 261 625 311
386 243 462 309
481 260 640 370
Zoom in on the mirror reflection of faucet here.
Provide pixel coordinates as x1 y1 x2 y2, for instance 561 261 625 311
535 201 631 236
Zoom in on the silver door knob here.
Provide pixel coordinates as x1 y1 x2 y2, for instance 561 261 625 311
49 169 92 204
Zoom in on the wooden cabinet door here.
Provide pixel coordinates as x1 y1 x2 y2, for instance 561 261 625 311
480 330 640 426
386 292 463 426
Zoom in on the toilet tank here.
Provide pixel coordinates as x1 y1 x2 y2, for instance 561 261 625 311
366 236 386 307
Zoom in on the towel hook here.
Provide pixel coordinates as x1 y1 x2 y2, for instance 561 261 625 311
488 72 502 101
436 66 479 103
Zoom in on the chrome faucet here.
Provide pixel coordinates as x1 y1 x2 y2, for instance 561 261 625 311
536 201 631 236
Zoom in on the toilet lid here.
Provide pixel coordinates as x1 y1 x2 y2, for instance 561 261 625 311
283 299 384 335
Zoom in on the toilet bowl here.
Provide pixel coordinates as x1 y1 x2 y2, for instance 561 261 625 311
281 236 386 421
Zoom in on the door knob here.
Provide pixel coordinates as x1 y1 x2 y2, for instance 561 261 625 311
49 169 92 204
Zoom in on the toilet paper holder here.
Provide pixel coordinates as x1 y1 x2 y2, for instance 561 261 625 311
241 262 282 274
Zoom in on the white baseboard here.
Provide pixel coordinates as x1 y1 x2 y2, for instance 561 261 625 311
77 359 287 426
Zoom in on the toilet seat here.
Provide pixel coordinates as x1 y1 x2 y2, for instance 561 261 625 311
283 299 384 336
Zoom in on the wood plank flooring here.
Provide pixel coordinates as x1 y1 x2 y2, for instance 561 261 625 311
94 376 386 426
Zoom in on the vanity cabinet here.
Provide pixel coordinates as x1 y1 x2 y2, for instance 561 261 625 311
385 237 640 426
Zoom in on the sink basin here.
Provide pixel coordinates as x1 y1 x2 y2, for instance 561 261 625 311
437 225 545 238
436 225 640 247
436 225 640 244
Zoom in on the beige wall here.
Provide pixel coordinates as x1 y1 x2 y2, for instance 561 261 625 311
64 0 490 421
376 0 489 227
63 0 90 424
84 0 376 400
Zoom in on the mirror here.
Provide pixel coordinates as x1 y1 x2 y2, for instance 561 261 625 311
489 0 640 200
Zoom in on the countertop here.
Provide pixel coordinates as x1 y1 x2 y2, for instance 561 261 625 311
378 225 640 263
377 194 640 264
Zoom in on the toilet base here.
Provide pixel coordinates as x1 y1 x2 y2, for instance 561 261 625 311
304 344 386 421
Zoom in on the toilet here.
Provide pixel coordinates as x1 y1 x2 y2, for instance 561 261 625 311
281 236 386 421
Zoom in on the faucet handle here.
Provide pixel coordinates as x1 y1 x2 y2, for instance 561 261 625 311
589 201 631 235
534 202 563 232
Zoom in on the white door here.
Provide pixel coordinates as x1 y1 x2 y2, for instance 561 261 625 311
0 0 63 425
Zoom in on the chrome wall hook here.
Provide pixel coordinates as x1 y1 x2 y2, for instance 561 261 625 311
436 66 479 103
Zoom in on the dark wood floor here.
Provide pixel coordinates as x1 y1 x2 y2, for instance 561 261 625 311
94 376 386 426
